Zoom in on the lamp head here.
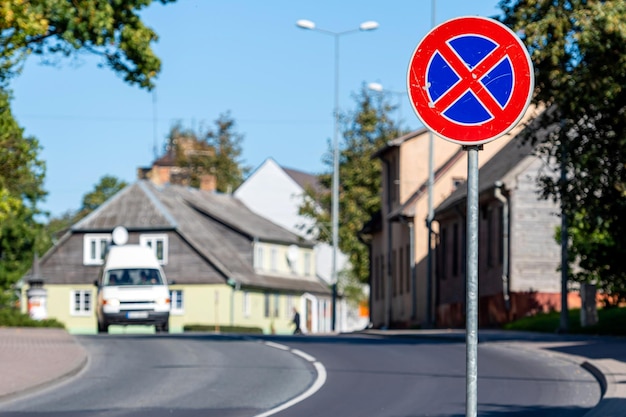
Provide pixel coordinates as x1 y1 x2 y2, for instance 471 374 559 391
296 19 316 30
359 21 379 31
368 82 383 92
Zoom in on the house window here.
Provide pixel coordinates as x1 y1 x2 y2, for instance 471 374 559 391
304 252 312 276
405 244 411 293
170 290 184 315
71 290 92 316
83 234 111 265
255 245 265 270
286 295 294 318
140 234 168 265
487 207 494 268
441 228 448 280
393 249 398 296
270 248 278 272
243 291 251 318
264 292 270 317
399 247 404 294
273 293 280 318
452 223 459 277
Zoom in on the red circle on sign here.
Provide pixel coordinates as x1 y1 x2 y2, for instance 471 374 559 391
407 16 534 145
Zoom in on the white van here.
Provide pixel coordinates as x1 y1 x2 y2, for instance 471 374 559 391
96 243 170 333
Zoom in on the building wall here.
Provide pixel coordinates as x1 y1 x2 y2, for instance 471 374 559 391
371 129 520 328
509 158 561 293
435 155 567 327
25 282 331 335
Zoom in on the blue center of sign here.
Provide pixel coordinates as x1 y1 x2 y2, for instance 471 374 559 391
427 35 514 125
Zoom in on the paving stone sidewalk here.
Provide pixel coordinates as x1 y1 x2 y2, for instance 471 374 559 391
0 327 87 400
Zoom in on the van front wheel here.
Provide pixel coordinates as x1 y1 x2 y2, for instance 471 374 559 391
97 321 109 334
157 322 169 333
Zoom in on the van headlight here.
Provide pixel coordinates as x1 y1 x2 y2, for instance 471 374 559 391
104 298 120 307
155 297 170 306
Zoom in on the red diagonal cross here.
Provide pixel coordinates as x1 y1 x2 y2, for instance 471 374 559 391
431 41 509 119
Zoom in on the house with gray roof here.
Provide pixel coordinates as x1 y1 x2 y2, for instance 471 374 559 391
29 180 331 334
433 136 580 327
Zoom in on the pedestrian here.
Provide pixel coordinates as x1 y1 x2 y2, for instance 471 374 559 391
292 308 302 335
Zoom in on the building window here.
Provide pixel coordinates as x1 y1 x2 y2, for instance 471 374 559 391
304 252 312 276
71 290 92 316
405 244 411 293
264 292 270 318
487 207 494 268
170 290 184 315
255 245 265 270
399 247 404 294
393 249 399 295
83 234 111 265
452 223 459 277
273 293 280 318
270 248 278 272
286 295 294 318
140 234 168 265
441 227 448 280
243 291 251 318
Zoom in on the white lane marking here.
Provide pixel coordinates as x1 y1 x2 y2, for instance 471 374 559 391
253 342 327 417
264 341 290 351
291 349 316 363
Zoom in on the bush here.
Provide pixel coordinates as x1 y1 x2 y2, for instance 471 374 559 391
504 307 626 336
0 308 65 328
183 324 263 334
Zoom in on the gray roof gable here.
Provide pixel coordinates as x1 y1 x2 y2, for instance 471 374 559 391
170 184 309 246
72 182 176 231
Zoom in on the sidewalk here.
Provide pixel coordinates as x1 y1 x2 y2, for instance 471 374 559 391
361 328 626 417
0 327 87 401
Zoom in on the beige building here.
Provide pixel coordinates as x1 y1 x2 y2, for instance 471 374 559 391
364 107 541 328
22 180 331 334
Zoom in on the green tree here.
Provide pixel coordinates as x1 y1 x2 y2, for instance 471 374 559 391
0 0 176 90
0 88 46 305
300 85 402 289
77 175 128 219
167 113 249 193
500 0 626 302
204 112 250 193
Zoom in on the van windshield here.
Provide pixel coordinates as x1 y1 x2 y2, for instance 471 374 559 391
105 268 163 286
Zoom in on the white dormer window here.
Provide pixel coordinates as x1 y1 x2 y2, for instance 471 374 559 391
140 234 168 265
83 234 112 265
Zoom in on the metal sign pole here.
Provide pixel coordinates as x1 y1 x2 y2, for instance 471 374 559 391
465 145 480 417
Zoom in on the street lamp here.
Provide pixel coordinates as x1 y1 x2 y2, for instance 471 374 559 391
297 19 379 332
367 82 406 127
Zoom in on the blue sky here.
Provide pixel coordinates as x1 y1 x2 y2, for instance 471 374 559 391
10 0 501 217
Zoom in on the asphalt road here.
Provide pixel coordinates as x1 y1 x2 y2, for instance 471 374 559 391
0 333 601 417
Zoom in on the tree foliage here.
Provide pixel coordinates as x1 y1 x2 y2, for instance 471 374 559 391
78 175 128 217
167 113 249 193
300 85 402 288
0 88 47 304
0 0 176 89
499 0 626 300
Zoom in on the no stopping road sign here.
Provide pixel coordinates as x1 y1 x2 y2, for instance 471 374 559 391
407 16 534 145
